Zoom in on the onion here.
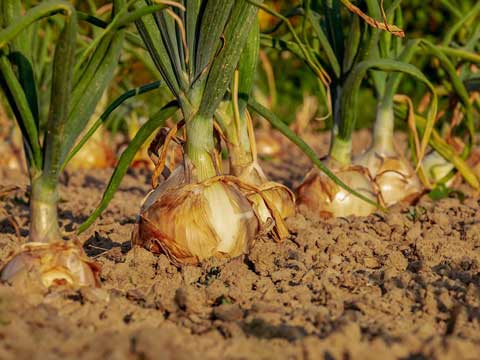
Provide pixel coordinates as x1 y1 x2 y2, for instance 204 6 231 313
353 105 422 206
297 161 378 218
354 148 422 206
236 162 295 240
66 137 114 170
1 242 100 289
421 151 455 186
255 129 283 158
133 163 259 265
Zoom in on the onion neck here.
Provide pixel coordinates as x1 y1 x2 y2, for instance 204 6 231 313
372 102 395 154
329 84 352 166
29 175 61 243
185 116 217 181
216 101 254 177
329 135 352 166
227 112 254 177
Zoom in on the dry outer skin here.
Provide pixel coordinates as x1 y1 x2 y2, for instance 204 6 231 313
1 132 480 359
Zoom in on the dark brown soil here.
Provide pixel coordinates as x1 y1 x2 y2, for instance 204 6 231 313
1 131 480 359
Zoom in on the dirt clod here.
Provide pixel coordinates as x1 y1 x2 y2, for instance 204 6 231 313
2 140 480 359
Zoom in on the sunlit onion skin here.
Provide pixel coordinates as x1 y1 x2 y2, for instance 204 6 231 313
354 148 422 207
296 161 378 218
0 241 100 289
421 151 455 186
66 93 115 171
133 164 259 266
354 106 422 206
66 137 115 171
235 162 295 240
0 125 26 172
216 101 295 241
255 129 283 158
238 162 295 218
0 141 24 171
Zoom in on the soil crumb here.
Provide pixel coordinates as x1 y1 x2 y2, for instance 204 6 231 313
1 135 480 359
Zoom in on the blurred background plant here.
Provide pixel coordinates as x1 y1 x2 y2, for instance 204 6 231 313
1 0 479 198
0 0 127 288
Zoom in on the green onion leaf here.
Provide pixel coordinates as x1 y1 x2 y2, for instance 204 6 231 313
340 59 438 164
198 0 263 119
78 101 179 233
194 0 235 79
62 81 163 171
42 8 78 179
248 99 385 211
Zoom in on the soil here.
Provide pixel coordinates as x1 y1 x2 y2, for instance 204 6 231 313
1 131 480 360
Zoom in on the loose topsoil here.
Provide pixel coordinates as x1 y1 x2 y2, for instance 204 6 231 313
1 131 480 360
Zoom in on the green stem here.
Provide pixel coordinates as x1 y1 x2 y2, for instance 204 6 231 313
215 103 253 176
185 116 217 181
329 83 352 166
224 109 253 176
435 45 480 63
0 1 75 49
248 99 385 211
372 101 395 153
329 136 352 166
29 175 60 243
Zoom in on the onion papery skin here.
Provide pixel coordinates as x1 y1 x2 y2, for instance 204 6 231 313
421 151 455 187
236 162 295 240
0 241 100 289
133 166 259 266
296 164 378 218
354 149 422 207
255 129 283 158
238 162 296 218
66 138 115 171
0 141 25 172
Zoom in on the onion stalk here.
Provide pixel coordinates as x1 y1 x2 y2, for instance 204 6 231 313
295 1 437 215
127 0 271 264
294 1 390 218
353 7 424 207
416 37 480 190
216 21 295 240
0 0 126 289
65 93 115 171
243 0 384 218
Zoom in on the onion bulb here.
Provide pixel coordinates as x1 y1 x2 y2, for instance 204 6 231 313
221 104 295 241
0 125 25 172
235 162 295 240
255 129 283 158
421 151 455 186
66 137 114 171
354 148 422 207
133 163 259 266
296 161 378 218
66 92 115 171
0 140 25 171
1 241 100 289
353 106 422 206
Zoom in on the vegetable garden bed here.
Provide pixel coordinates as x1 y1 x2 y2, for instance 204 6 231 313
1 0 480 358
1 134 479 359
